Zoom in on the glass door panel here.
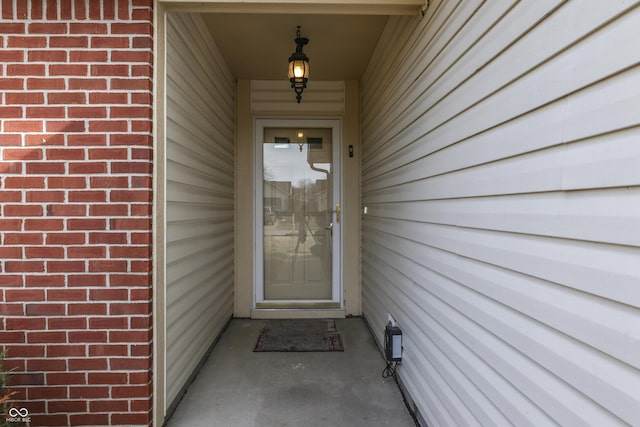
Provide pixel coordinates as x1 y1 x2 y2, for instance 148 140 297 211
263 127 333 300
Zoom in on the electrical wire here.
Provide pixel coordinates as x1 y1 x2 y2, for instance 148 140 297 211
381 361 398 378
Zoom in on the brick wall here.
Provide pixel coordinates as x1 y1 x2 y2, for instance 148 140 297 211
0 1 153 425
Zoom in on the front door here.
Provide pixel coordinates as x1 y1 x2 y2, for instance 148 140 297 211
255 119 341 309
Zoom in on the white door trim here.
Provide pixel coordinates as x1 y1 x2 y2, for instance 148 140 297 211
254 118 343 308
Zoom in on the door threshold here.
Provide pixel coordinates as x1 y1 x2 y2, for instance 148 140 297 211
251 309 346 319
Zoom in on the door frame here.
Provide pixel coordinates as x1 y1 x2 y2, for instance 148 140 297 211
253 118 343 309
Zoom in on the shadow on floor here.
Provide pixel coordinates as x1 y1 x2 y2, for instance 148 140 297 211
166 318 416 427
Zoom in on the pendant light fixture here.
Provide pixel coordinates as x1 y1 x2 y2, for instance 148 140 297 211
288 26 309 103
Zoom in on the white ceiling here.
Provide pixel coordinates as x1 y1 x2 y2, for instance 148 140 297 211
202 13 390 81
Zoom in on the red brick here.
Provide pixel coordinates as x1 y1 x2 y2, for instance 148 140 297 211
27 190 65 202
0 190 22 202
47 373 87 385
89 120 129 132
27 77 66 90
68 303 106 315
0 246 22 258
70 23 107 34
111 384 151 399
69 331 107 344
90 400 128 412
25 303 65 316
89 147 127 160
131 93 152 105
70 50 108 62
5 176 45 189
130 317 151 329
6 92 44 104
28 386 68 400
0 49 24 61
89 92 127 104
61 0 72 19
8 36 46 48
25 246 64 258
33 415 68 425
89 232 127 244
7 63 46 76
47 204 87 217
110 190 151 203
68 134 107 146
89 260 127 272
68 358 108 371
0 134 23 145
110 246 151 259
6 289 45 302
49 400 87 413
89 204 128 216
131 204 152 216
109 218 151 230
130 344 151 358
26 162 66 174
48 92 86 104
89 317 128 329
5 317 46 330
110 107 151 119
27 358 67 371
111 413 151 425
0 23 24 33
73 0 86 20
7 372 44 385
25 133 64 145
47 289 86 302
3 148 43 160
111 23 152 35
111 161 152 174
28 23 68 34
111 50 151 63
7 345 45 358
23 216 68 230
89 344 128 357
46 120 86 132
68 218 105 230
91 36 129 48
0 303 25 315
46 232 85 245
130 398 151 412
0 219 22 230
111 78 151 90
28 49 67 62
67 246 106 258
30 1 42 19
89 289 128 301
68 78 106 90
47 345 86 357
70 386 109 399
26 106 66 118
68 107 107 118
0 275 23 287
25 275 65 287
69 190 107 203
4 232 43 245
90 176 128 188
48 317 87 330
50 36 88 48
5 261 45 273
110 358 149 371
3 204 43 216
0 162 22 174
88 372 127 385
0 332 25 344
49 63 88 76
69 162 108 174
90 64 130 77
27 331 66 344
0 106 22 118
47 260 85 273
48 176 86 188
109 331 150 343
68 274 106 287
0 78 24 90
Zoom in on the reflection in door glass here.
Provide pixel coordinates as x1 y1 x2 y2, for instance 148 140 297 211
263 128 333 300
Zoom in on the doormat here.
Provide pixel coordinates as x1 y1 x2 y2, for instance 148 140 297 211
253 319 344 352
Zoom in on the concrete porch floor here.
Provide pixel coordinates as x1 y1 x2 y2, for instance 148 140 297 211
166 318 417 427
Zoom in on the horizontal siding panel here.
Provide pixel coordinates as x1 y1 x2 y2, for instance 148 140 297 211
362 2 640 426
251 80 345 114
165 12 235 408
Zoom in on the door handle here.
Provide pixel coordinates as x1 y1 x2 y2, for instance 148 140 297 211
335 204 340 224
325 222 333 230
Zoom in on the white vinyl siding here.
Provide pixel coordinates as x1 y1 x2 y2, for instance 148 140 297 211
165 13 235 407
361 1 640 426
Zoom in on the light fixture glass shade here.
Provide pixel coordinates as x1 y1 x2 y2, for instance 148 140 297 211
288 26 309 103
